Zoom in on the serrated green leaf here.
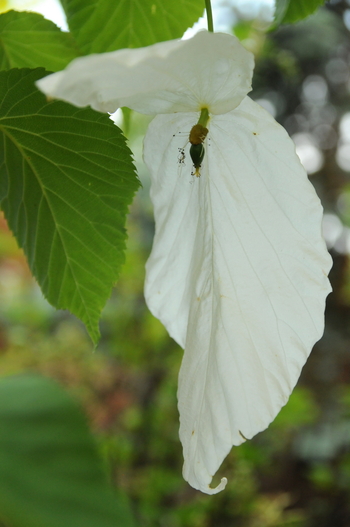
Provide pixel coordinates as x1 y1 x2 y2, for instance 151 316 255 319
59 0 204 53
0 374 136 527
0 10 80 71
274 0 325 25
0 68 140 343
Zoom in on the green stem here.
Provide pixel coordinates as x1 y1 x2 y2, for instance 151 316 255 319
197 108 209 127
205 0 214 32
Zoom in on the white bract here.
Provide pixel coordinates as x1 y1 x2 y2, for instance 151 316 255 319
37 30 332 495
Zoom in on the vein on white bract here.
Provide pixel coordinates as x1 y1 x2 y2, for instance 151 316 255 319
36 30 332 495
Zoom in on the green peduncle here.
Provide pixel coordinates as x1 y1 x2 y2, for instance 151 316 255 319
205 0 214 32
197 108 210 128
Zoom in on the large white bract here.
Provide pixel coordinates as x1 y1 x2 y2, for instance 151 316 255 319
37 30 332 495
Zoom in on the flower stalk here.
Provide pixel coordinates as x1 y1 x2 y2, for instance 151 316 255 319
198 107 210 128
205 0 214 32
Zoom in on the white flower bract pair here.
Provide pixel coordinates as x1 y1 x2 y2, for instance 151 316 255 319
37 30 332 495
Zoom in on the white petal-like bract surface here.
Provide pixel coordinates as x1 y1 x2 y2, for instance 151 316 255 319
143 97 332 494
36 31 254 115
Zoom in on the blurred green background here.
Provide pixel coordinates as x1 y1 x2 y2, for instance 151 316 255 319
2 1 350 526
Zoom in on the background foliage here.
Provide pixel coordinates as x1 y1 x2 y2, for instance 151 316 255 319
1 0 350 526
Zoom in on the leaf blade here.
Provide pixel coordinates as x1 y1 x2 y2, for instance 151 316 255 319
0 374 136 527
0 68 140 342
59 0 204 53
273 0 290 26
0 10 80 71
274 0 325 25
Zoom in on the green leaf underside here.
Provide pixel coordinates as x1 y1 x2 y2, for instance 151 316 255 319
274 0 325 25
59 0 205 53
0 68 139 343
0 374 136 527
0 10 80 72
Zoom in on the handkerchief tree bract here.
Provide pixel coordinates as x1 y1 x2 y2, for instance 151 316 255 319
1 0 330 500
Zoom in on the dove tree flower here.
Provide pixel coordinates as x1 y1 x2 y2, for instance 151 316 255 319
37 30 332 495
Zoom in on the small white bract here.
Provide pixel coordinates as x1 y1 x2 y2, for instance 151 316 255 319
37 30 332 495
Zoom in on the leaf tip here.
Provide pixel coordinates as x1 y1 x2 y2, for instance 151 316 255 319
87 324 101 347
